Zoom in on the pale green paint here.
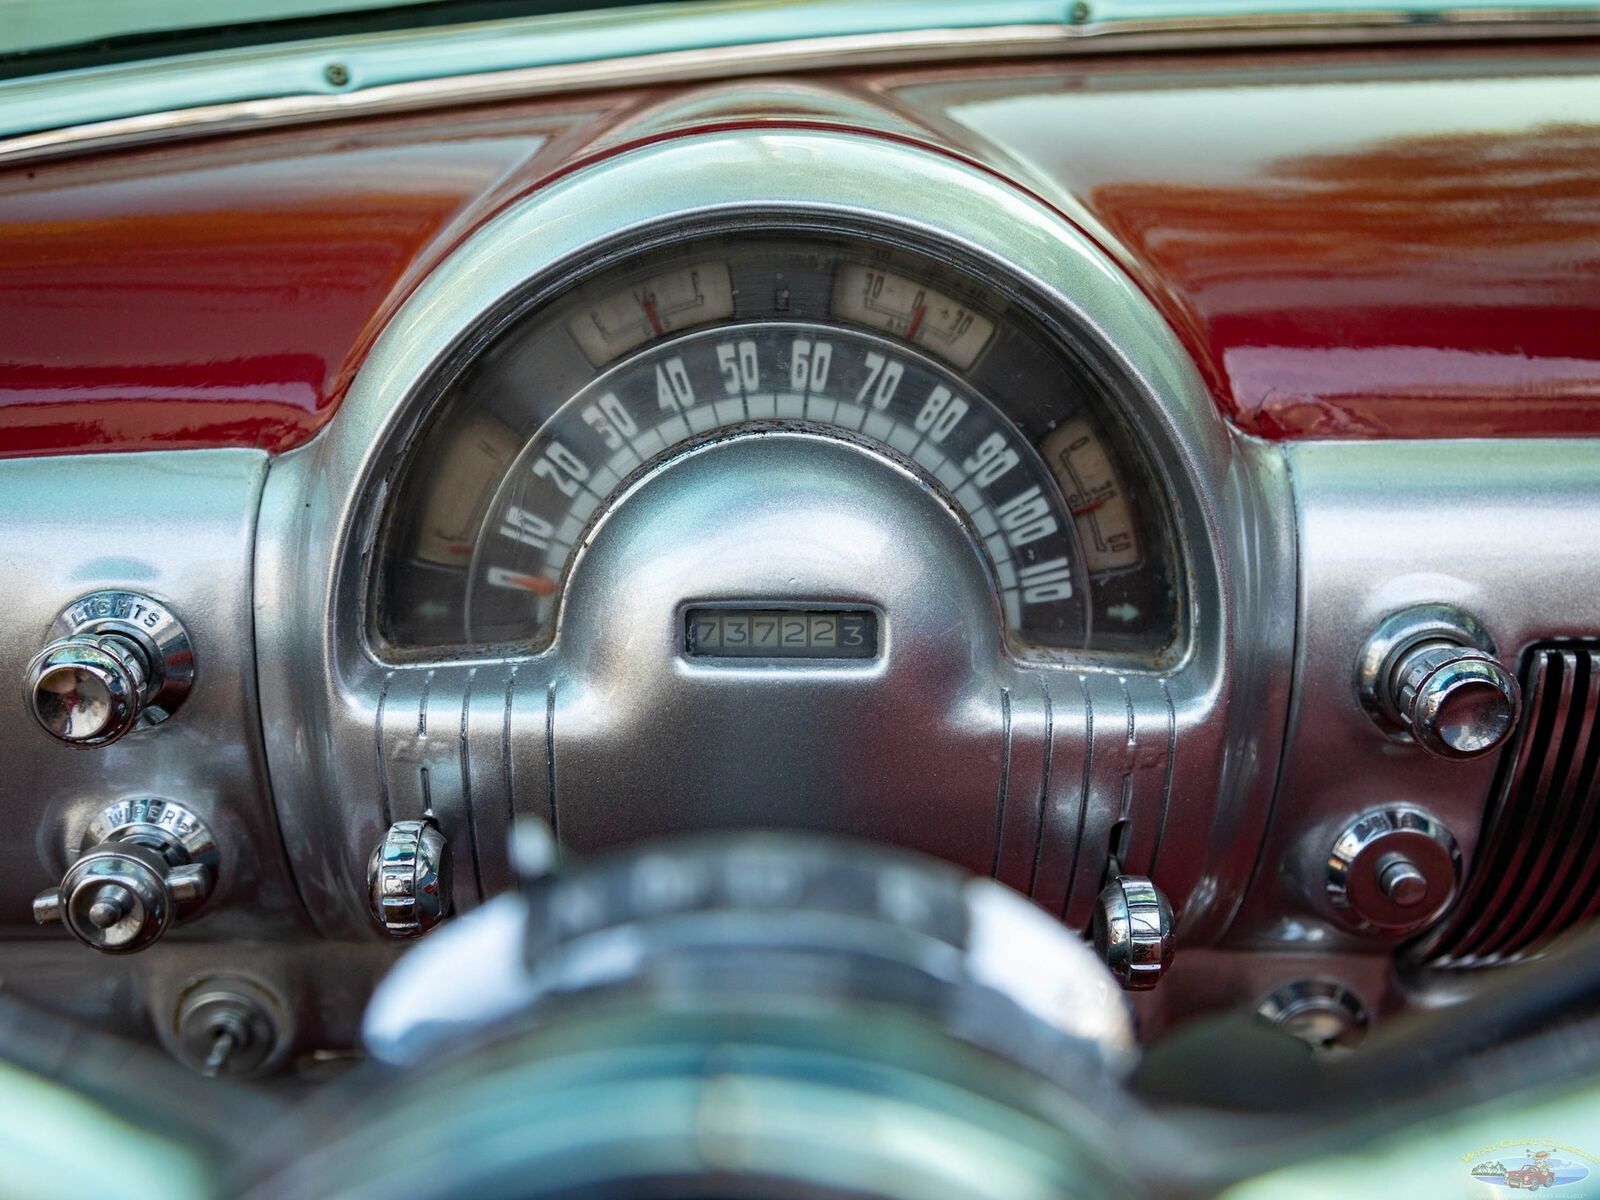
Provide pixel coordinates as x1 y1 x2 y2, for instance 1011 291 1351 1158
1223 1081 1600 1200
3 0 1600 143
0 1059 210 1200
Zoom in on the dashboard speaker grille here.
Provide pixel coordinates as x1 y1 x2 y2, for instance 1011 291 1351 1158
1424 643 1600 968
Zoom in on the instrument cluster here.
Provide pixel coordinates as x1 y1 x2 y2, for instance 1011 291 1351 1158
376 231 1181 661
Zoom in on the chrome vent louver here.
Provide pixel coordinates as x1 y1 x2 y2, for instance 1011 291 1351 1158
1424 644 1600 968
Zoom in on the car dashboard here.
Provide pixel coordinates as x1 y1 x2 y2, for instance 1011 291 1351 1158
3 14 1600 1194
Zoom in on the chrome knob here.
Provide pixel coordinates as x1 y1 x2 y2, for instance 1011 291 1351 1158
1357 604 1521 760
1392 642 1519 760
23 591 194 748
26 633 150 746
1257 979 1370 1052
1327 807 1459 935
1091 874 1174 991
33 798 216 954
368 819 452 938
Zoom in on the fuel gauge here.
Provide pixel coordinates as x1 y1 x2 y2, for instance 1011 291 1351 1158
568 262 734 364
412 413 521 566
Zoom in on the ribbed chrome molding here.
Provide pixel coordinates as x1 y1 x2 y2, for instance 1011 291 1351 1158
253 126 1294 941
1421 642 1600 967
6 2 1600 167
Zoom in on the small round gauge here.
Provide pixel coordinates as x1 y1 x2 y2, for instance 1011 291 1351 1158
377 231 1179 657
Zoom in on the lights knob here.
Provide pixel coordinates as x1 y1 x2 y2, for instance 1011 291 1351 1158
368 819 452 938
1091 874 1174 990
33 798 216 954
23 591 194 748
27 633 150 746
1357 604 1521 760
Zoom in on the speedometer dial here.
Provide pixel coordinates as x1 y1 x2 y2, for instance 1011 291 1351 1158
468 323 1087 645
376 231 1179 657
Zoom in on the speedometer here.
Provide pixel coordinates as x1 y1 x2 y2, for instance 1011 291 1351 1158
376 231 1179 657
470 323 1086 645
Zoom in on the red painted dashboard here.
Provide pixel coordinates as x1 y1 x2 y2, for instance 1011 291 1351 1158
4 42 1599 459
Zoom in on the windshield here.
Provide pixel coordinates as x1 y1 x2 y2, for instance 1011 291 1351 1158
3 0 1598 144
6 0 1599 75
0 0 629 75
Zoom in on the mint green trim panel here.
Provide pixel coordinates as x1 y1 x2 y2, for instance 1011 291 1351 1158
1222 1080 1600 1200
4 0 1600 144
0 1059 210 1200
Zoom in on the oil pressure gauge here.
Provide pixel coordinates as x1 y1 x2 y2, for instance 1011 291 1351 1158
831 263 996 370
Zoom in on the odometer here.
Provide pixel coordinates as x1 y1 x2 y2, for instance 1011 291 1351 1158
377 231 1179 657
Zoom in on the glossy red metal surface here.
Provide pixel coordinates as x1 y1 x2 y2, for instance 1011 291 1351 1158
899 48 1600 439
4 45 1600 458
0 100 635 458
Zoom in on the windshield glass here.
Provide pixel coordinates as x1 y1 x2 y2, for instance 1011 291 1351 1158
3 0 1598 140
0 0 630 75
6 0 1598 75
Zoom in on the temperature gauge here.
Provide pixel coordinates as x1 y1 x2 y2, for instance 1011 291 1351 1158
568 262 734 364
413 414 520 566
832 263 995 369
1040 417 1141 573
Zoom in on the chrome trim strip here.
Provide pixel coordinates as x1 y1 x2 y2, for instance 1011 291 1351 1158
5 5 1600 168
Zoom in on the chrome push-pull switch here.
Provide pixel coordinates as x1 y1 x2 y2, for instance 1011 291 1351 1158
24 590 194 747
1357 604 1520 760
33 798 216 954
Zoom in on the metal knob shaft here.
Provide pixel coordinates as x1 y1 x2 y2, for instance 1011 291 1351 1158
368 819 452 938
1091 874 1174 990
23 591 194 748
33 798 216 954
1357 605 1521 760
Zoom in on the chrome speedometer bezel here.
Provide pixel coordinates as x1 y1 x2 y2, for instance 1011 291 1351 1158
254 128 1292 943
364 210 1186 667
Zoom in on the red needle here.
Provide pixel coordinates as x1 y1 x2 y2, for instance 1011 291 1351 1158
498 572 558 596
905 303 926 341
642 295 664 336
